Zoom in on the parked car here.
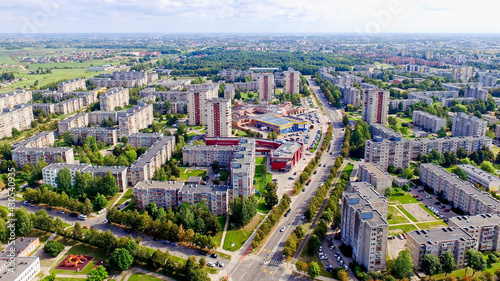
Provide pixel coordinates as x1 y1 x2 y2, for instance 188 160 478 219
170 242 178 246
216 261 224 267
199 251 208 256
58 210 65 214
333 253 339 258
77 214 88 220
435 201 441 205
210 253 218 259
444 209 451 212
319 246 322 252
329 245 335 251
313 171 317 174
207 262 215 267
83 225 89 229
288 177 294 180
162 240 170 244
402 233 407 239
343 264 349 271
302 188 306 192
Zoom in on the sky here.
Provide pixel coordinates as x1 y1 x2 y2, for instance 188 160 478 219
0 0 499 34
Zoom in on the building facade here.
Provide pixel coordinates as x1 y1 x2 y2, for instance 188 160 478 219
452 113 487 137
206 98 231 138
358 163 392 195
413 111 447 133
449 214 500 252
58 78 86 93
364 136 411 170
258 73 275 103
12 147 74 167
362 89 389 125
457 164 500 192
284 69 300 95
0 104 34 139
100 87 130 111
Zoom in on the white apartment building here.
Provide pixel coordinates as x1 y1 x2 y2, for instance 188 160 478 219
457 164 500 192
358 163 393 195
128 133 164 148
230 138 256 198
58 78 86 93
12 147 74 167
342 86 361 107
0 104 34 139
100 87 130 111
133 181 184 210
0 257 41 281
258 73 275 103
465 86 488 100
206 98 231 138
0 90 32 110
187 87 218 126
183 145 236 167
412 110 447 133
362 88 389 125
364 136 411 170
58 113 89 132
452 113 487 137
117 102 154 137
449 214 500 252
69 127 119 145
12 131 55 150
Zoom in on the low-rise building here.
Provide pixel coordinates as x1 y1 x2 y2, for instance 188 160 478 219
457 164 500 192
358 163 392 195
389 99 420 111
0 237 40 260
407 228 476 270
270 141 302 172
449 214 500 252
370 124 402 140
0 257 40 281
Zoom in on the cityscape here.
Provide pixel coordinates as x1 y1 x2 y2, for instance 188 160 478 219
1 1 500 281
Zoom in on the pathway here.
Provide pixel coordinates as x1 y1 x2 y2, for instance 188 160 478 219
217 215 233 257
389 204 421 230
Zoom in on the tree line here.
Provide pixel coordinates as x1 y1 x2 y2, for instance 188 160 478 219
250 193 291 248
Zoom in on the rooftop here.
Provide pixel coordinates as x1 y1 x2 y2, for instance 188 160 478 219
347 181 388 205
133 180 184 191
179 184 228 195
257 116 296 126
408 227 475 244
130 136 175 167
0 237 39 259
359 162 392 179
449 214 500 229
0 257 39 281
457 164 500 184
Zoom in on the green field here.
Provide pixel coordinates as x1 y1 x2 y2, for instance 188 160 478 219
223 214 265 251
387 206 410 225
177 168 207 181
388 224 418 234
256 157 266 165
343 163 354 178
115 189 134 206
396 205 418 222
128 273 165 281
211 216 227 247
389 191 419 204
416 221 448 229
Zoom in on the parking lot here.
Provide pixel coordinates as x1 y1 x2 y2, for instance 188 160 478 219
407 185 457 221
315 231 356 280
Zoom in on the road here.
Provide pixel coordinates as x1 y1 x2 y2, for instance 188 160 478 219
227 77 345 281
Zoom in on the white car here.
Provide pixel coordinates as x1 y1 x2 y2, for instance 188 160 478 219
280 226 286 232
78 214 88 220
207 262 215 267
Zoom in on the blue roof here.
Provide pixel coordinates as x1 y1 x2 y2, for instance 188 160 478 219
258 116 293 126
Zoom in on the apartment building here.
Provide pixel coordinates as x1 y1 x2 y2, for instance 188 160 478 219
206 98 231 138
410 91 459 100
407 92 434 105
342 86 361 107
89 71 148 88
452 66 474 82
187 88 218 126
0 237 40 260
12 147 74 167
452 113 487 137
234 81 259 92
369 124 402 140
100 87 130 111
389 99 420 111
69 127 118 145
441 97 477 107
218 69 254 82
12 131 55 150
258 73 275 103
407 227 477 270
58 78 86 93
230 138 256 198
412 110 447 133
133 181 184 210
118 102 154 137
32 103 56 114
58 113 89 132
88 111 118 125
479 75 498 87
457 164 500 192
449 214 500 252
409 136 492 160
224 84 235 100
358 163 392 195
128 133 164 148
178 184 229 216
43 163 128 191
0 104 34 138
284 69 300 95
55 97 85 115
69 91 98 106
183 145 236 167
128 136 176 185
364 136 411 170
341 182 388 271
420 163 500 215
465 86 488 100
362 88 389 125
139 89 188 114
0 90 32 109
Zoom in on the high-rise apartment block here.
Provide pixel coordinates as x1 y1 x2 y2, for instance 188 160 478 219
412 111 447 133
128 133 164 148
364 136 411 170
12 147 74 167
452 113 487 137
449 214 500 252
117 102 154 137
420 163 500 215
230 138 256 198
134 181 184 210
341 182 388 271
452 66 474 82
99 87 130 111
183 145 236 167
407 227 476 270
206 98 231 137
284 69 300 95
342 87 361 107
12 131 55 150
362 89 389 125
58 113 89 132
54 97 85 115
69 127 119 145
0 104 34 139
58 78 86 93
257 73 275 103
187 87 218 126
0 90 32 109
358 163 392 195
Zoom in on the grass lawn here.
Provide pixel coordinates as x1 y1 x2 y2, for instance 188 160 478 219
28 229 53 243
419 204 440 219
128 273 165 281
55 278 87 281
256 157 266 165
115 189 134 206
388 224 418 234
105 193 122 208
389 190 419 204
254 158 272 193
254 194 271 214
0 205 10 215
396 205 418 222
387 206 410 225
343 163 354 178
211 216 226 247
223 214 265 251
433 261 500 280
50 243 106 276
234 129 248 137
177 168 207 181
416 221 448 229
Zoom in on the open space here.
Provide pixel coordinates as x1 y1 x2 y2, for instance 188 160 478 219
51 244 106 275
223 214 265 251
177 168 207 181
400 203 437 222
387 206 410 225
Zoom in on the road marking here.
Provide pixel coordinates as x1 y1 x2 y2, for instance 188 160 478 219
270 271 273 274
264 269 267 273
262 248 266 252
268 250 271 253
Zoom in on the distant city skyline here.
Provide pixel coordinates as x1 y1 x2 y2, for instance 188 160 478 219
0 0 498 34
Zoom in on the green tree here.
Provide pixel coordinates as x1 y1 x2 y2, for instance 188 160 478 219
453 168 468 181
41 273 56 281
440 251 456 277
109 248 134 271
87 265 108 281
121 136 128 145
437 127 447 138
229 196 257 226
403 168 414 179
82 198 93 215
267 131 278 140
307 261 321 278
11 128 21 138
422 254 441 280
101 171 119 196
480 161 495 174
466 250 487 276
43 240 65 257
342 114 349 127
15 207 33 236
263 181 279 208
392 249 414 279
388 116 397 126
55 167 72 191
93 193 108 211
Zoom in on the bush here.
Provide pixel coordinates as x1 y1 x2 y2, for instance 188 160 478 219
44 240 64 257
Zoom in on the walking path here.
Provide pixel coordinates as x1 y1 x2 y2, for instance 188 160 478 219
389 204 422 230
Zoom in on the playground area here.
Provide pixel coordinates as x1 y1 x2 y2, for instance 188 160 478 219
55 255 94 271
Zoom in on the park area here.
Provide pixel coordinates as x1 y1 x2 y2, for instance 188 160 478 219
177 167 207 181
223 214 265 251
55 255 94 272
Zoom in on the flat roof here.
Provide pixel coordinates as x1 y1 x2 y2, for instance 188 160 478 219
257 116 294 126
0 237 38 258
0 257 39 281
12 131 54 149
133 180 184 191
347 181 388 205
457 164 500 185
130 136 175 167
359 162 392 179
178 184 228 194
449 214 500 229
408 227 475 244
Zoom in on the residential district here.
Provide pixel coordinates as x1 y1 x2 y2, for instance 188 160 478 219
1 34 500 281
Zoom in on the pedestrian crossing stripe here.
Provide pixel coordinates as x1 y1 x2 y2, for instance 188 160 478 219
251 255 283 266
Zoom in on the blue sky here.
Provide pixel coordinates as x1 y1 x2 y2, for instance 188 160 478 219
0 0 498 34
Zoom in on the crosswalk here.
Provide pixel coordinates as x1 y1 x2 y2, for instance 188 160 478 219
251 255 283 267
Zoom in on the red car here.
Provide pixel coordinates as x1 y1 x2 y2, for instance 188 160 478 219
413 195 419 198
402 233 407 239
444 209 450 212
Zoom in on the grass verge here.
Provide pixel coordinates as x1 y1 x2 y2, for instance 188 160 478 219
223 214 265 251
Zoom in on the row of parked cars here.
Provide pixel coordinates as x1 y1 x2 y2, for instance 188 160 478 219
199 251 225 267
319 239 349 272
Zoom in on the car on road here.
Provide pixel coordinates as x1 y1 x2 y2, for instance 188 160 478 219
210 253 218 259
207 262 215 267
78 214 88 220
83 225 89 229
199 251 208 256
293 172 297 175
313 171 317 174
69 213 78 218
288 177 294 180
280 226 286 232
162 240 170 244
23 200 29 205
425 195 431 199
170 242 178 246
318 253 328 260
343 264 349 271
333 253 339 258
58 210 65 214
329 245 335 251
444 209 450 212
302 188 306 192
